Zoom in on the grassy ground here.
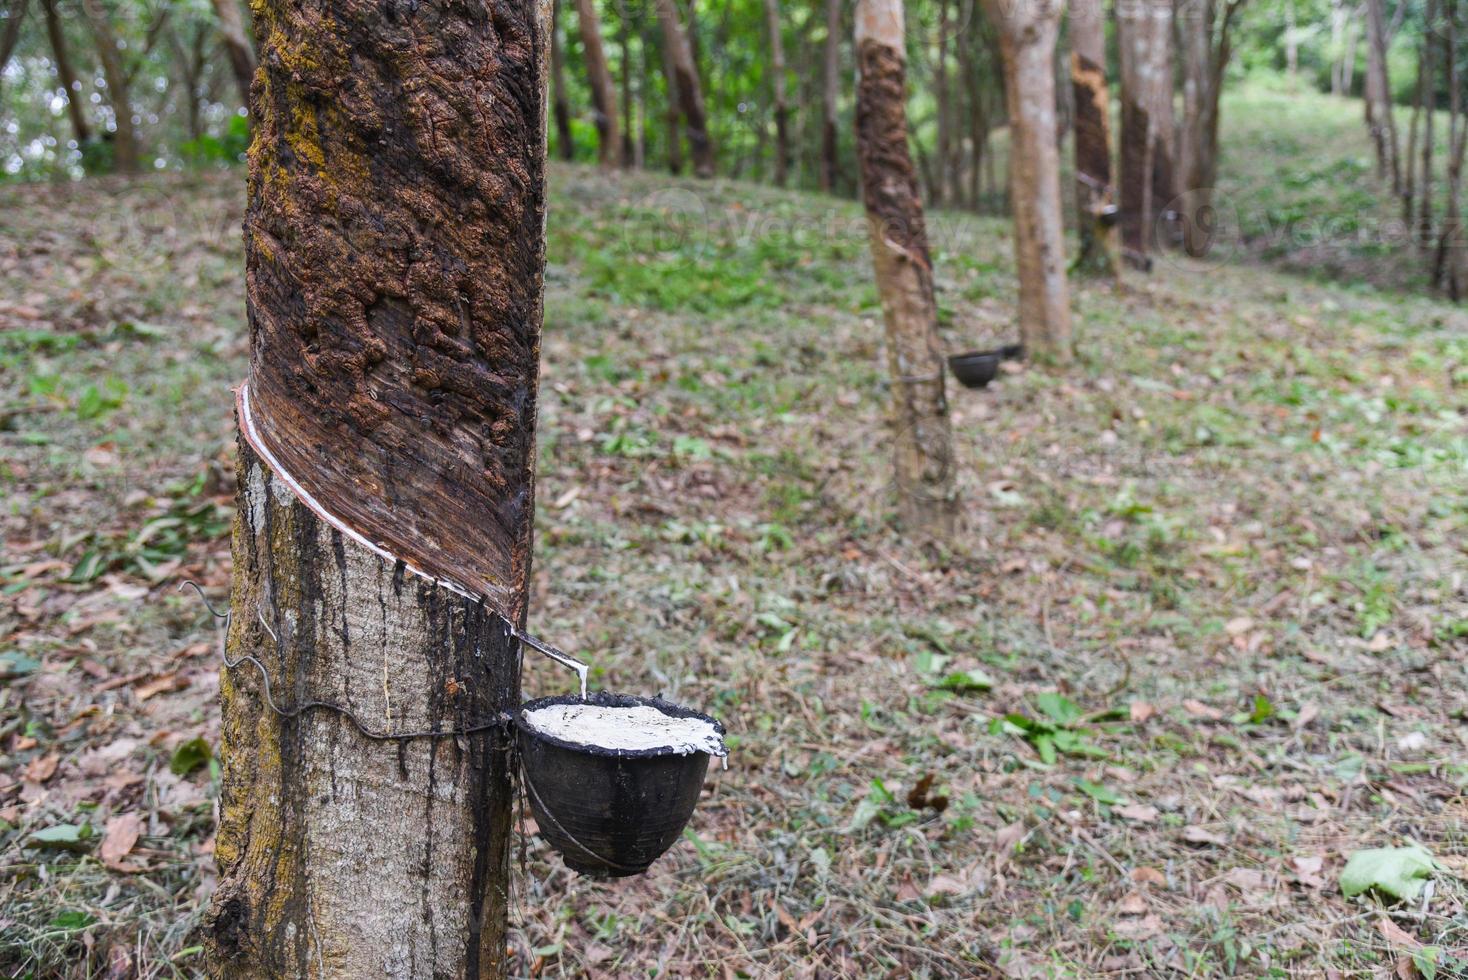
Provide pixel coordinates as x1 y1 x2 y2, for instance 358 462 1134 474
2 87 1467 978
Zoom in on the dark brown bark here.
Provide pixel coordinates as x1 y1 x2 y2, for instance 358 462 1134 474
576 0 621 167
41 0 90 144
657 0 713 177
1434 9 1465 298
854 0 957 537
1364 0 1400 192
934 0 951 205
0 0 27 75
1418 0 1435 251
1117 0 1175 260
765 0 790 186
210 0 255 109
657 16 684 174
1070 0 1121 279
551 0 575 160
80 0 140 173
821 0 841 192
167 22 209 142
1178 0 1245 257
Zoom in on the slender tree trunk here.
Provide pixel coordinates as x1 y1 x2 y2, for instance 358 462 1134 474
983 0 1073 360
0 0 27 75
657 21 684 173
1364 0 1399 191
80 0 140 173
934 0 950 205
210 0 255 108
959 0 983 210
41 0 90 145
853 0 957 538
765 0 790 185
1403 56 1421 225
551 0 576 160
1418 0 1435 251
1434 9 1465 297
576 0 621 168
821 0 842 192
1070 0 1122 279
203 1 548 976
657 0 714 177
617 0 635 167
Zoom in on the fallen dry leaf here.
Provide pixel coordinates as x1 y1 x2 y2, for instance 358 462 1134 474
1114 804 1159 823
23 753 59 783
134 673 188 701
1182 825 1228 846
1183 699 1224 721
1293 702 1320 730
1129 701 1156 723
100 813 143 872
1116 891 1149 915
1377 917 1422 950
1112 914 1164 941
1131 866 1168 888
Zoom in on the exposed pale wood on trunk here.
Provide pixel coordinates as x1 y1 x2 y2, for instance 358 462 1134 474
983 0 1073 360
821 0 842 192
41 0 90 145
765 0 790 186
210 0 256 109
576 0 621 168
1070 0 1122 279
854 0 958 537
1117 0 1175 259
206 3 548 971
657 0 714 177
80 0 140 173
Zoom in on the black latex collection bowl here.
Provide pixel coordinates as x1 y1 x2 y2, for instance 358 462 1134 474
515 692 724 878
947 344 1023 388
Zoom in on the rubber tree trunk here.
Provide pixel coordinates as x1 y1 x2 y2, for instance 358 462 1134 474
576 0 621 168
934 0 950 205
854 0 958 538
80 0 140 173
658 15 684 174
983 0 1073 361
1364 0 1400 192
41 0 90 145
617 0 635 167
657 0 714 177
1435 13 1466 298
202 1 548 976
821 0 842 192
1178 0 1245 257
551 0 575 161
1117 0 1175 260
765 0 790 186
1070 0 1122 280
1417 0 1435 251
210 0 255 109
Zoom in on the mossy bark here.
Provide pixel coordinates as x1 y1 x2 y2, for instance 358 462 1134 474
207 0 548 975
854 0 957 538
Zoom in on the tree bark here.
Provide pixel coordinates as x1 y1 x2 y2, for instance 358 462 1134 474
821 0 842 192
1117 0 1176 259
80 0 140 173
657 0 714 177
617 0 635 167
1364 0 1400 191
1070 0 1122 279
1177 0 1244 256
934 0 951 205
210 0 256 109
983 0 1073 360
1434 8 1465 297
1418 0 1435 252
41 0 90 145
854 0 957 538
576 0 621 168
657 17 684 174
204 2 548 976
765 0 790 186
551 0 575 160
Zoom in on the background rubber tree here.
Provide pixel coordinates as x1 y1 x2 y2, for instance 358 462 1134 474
209 0 255 108
1177 0 1248 257
1070 0 1122 280
656 0 714 177
203 0 548 976
1117 0 1177 262
576 0 621 168
983 0 1074 361
853 0 958 538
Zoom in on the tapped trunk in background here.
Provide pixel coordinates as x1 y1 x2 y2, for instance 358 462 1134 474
551 0 576 160
1364 0 1400 192
854 0 958 538
1117 0 1177 260
80 0 140 173
765 0 790 186
821 0 842 192
983 0 1073 361
657 0 714 177
203 0 548 975
1177 0 1245 257
210 0 256 109
1070 0 1122 279
576 0 621 168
